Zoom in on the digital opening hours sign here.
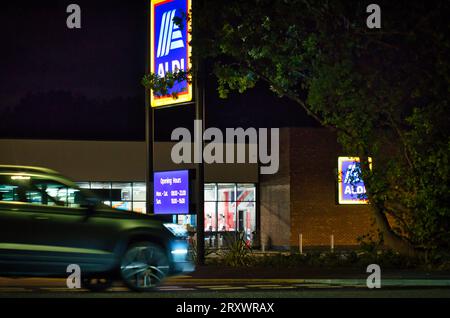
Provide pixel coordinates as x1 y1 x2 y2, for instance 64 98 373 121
338 157 372 204
150 0 192 107
154 170 190 215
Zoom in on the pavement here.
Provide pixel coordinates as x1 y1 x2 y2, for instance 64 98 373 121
189 265 450 279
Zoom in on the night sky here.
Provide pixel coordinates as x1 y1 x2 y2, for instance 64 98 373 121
0 0 315 141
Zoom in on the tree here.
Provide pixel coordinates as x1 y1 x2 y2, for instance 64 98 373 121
143 0 450 256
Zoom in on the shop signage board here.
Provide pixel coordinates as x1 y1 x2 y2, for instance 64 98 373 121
154 169 190 214
150 0 192 107
338 157 372 204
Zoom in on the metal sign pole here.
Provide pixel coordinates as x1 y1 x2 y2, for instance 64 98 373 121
145 2 153 215
191 0 205 266
194 58 205 266
145 107 154 215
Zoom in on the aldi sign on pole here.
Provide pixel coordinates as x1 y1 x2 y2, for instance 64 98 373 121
338 157 372 204
151 0 192 107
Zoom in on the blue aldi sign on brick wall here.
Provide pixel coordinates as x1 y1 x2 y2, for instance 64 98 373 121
151 0 192 107
338 157 372 204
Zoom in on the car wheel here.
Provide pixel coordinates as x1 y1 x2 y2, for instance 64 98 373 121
82 277 113 292
120 242 170 292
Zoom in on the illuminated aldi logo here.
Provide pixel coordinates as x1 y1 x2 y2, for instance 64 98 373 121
338 157 372 204
151 0 192 107
156 9 184 58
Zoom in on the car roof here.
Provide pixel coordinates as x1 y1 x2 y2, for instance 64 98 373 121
0 165 60 176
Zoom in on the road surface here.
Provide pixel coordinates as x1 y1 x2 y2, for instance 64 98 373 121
1 276 450 298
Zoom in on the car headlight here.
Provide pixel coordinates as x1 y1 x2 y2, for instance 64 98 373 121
171 248 189 255
163 223 188 237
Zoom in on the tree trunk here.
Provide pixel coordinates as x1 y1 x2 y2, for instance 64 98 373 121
358 155 423 258
371 203 422 257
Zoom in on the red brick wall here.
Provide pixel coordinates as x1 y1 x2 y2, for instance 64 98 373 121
260 129 291 249
288 128 373 248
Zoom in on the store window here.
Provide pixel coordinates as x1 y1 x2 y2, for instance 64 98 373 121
111 182 132 211
76 181 147 213
73 181 257 247
132 182 146 213
204 182 257 248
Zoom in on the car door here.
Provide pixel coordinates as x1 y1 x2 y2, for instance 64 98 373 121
0 172 122 276
0 173 50 274
24 175 122 275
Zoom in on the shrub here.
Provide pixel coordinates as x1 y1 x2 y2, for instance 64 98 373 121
219 232 254 267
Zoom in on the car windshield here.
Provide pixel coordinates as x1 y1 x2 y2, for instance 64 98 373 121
0 174 108 209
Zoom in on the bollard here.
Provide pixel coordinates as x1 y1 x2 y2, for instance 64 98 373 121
299 233 303 254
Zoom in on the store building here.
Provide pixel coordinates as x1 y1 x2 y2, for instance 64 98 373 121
0 128 373 250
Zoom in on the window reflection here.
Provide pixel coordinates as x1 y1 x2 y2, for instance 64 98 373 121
76 181 147 213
